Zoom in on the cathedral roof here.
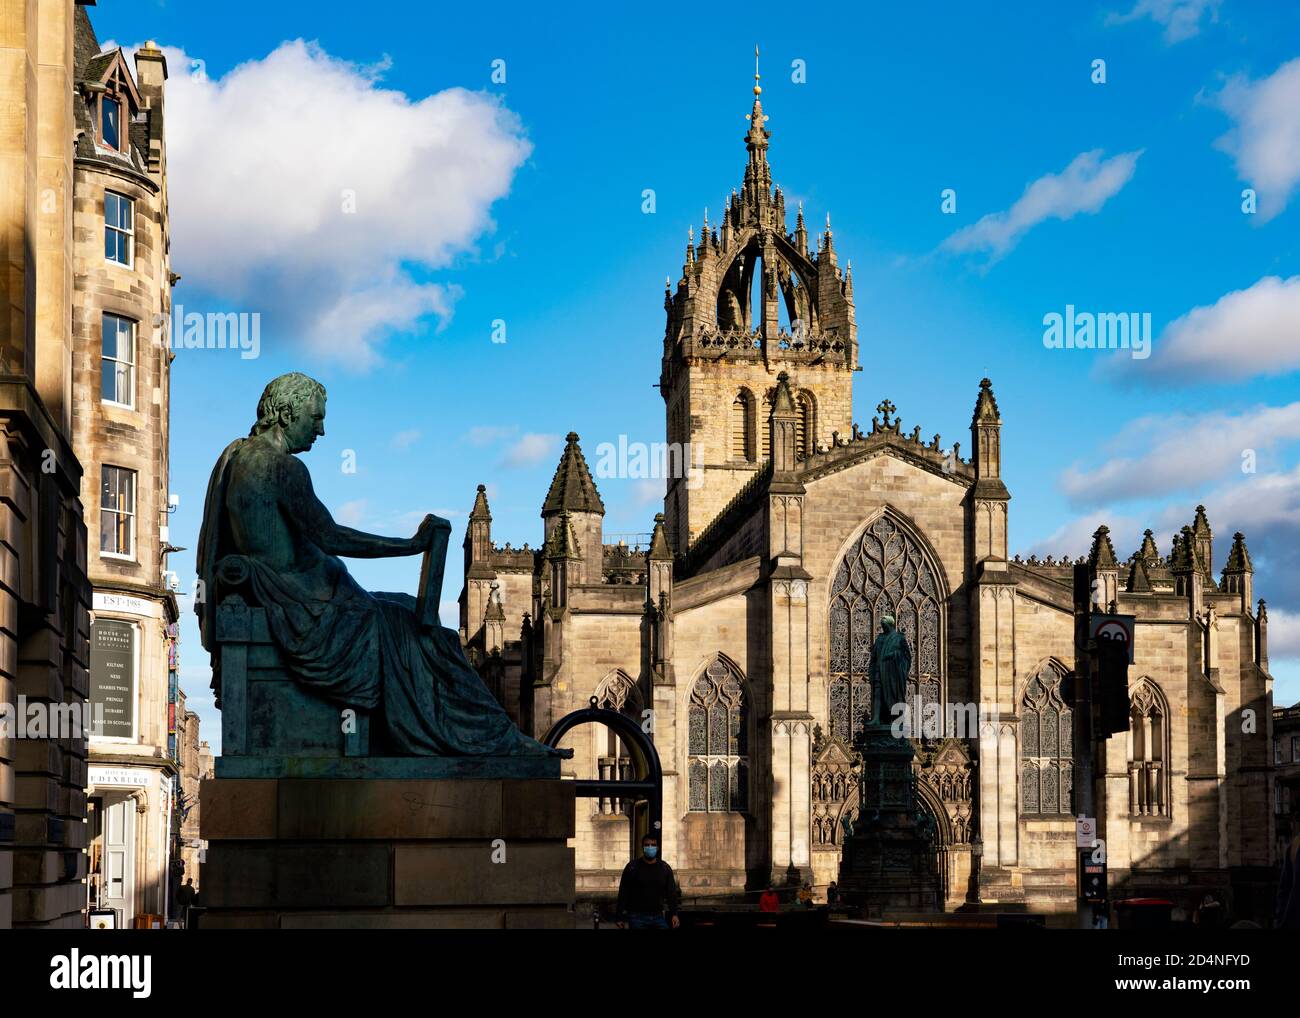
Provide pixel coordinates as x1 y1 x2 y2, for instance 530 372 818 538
542 433 605 517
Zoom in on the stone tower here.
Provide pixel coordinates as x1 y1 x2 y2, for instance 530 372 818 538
660 57 857 551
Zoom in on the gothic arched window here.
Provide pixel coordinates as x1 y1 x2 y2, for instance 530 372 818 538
594 671 643 816
1020 664 1074 816
828 516 944 743
759 392 773 461
687 659 749 813
1128 679 1170 817
731 390 753 461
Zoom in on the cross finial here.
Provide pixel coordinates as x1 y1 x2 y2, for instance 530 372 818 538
876 399 896 426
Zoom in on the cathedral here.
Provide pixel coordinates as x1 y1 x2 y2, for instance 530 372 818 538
459 73 1277 918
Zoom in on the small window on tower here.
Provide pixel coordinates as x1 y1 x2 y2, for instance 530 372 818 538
102 96 121 151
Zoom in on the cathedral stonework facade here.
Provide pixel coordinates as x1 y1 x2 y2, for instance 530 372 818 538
459 81 1277 917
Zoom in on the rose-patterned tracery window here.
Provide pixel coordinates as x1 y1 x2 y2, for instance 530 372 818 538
687 660 749 813
828 516 943 743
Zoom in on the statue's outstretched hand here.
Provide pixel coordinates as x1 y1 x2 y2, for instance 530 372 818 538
414 513 452 548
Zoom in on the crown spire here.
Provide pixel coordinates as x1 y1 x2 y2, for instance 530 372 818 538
744 44 770 156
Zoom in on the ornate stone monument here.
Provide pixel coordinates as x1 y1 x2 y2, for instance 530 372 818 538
197 373 575 928
837 617 940 918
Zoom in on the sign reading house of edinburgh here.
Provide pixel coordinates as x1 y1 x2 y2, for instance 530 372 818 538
90 619 136 739
88 766 150 789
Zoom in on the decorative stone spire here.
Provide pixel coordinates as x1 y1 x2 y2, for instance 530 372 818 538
1088 525 1120 609
1088 525 1118 569
470 483 491 521
744 44 770 159
1257 598 1269 668
1191 504 1214 581
1138 529 1160 563
543 433 605 516
1222 531 1253 573
1221 531 1254 608
464 483 494 579
971 377 1000 426
769 371 800 475
970 378 1006 499
543 510 581 560
648 512 673 561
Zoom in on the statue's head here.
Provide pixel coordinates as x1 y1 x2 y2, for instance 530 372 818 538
251 372 327 452
881 614 896 632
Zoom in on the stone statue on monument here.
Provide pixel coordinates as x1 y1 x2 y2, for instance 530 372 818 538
195 371 562 757
868 614 911 728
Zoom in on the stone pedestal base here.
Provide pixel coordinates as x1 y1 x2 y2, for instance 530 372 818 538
838 811 940 918
837 725 939 919
199 776 576 929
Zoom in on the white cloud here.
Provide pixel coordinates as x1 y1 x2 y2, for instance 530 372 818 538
1270 607 1300 659
1060 401 1300 505
1105 0 1220 43
464 424 518 447
1112 275 1300 384
150 39 531 366
391 428 421 450
500 433 558 468
1021 509 1151 562
336 498 369 525
1212 58 1300 221
942 150 1142 261
632 477 667 506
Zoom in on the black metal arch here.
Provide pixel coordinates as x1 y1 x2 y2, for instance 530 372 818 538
542 697 664 861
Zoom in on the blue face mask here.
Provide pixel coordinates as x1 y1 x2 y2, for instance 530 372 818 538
643 845 658 859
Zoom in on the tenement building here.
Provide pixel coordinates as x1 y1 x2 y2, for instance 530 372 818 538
68 6 182 926
460 73 1277 919
0 0 96 928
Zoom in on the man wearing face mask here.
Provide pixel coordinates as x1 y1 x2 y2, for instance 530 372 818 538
615 833 681 929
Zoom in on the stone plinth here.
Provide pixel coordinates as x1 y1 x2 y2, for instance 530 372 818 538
837 726 939 918
199 775 576 929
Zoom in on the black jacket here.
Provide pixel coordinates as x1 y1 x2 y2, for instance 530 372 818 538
616 857 681 918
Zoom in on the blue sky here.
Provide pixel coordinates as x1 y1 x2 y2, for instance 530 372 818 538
93 0 1300 748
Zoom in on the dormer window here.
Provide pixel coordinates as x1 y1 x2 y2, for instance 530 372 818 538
84 50 142 155
101 95 121 150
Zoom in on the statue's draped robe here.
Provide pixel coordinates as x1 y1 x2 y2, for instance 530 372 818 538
197 438 551 756
868 627 912 726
